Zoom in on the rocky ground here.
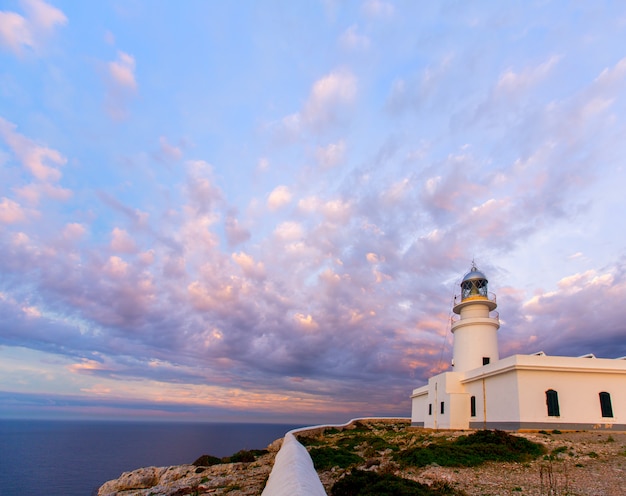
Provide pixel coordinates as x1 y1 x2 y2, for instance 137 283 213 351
98 420 626 496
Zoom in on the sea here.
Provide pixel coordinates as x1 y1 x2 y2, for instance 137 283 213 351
0 420 302 496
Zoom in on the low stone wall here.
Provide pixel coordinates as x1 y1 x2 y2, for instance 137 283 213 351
260 433 326 496
261 417 409 496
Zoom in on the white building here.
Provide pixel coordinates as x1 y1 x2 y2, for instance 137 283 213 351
411 265 626 431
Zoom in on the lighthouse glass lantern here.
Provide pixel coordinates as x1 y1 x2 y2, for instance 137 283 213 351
460 264 489 300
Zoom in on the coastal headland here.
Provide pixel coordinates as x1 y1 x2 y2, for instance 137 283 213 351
98 419 626 495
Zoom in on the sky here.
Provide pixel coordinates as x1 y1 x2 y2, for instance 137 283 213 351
1 0 626 423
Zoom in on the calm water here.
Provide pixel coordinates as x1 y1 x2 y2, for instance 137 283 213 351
0 420 301 496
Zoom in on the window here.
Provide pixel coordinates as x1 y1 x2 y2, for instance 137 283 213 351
599 392 613 418
440 401 445 414
428 403 432 415
546 389 560 417
470 396 476 417
482 357 490 365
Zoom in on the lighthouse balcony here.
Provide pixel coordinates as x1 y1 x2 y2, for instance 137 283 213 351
451 310 499 325
452 291 498 313
453 292 497 306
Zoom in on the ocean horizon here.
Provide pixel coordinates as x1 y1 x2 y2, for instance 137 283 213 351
0 419 303 496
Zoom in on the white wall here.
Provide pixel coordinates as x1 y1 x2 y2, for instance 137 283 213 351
462 355 626 429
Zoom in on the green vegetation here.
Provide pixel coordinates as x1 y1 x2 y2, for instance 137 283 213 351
223 449 268 463
330 470 461 496
192 454 222 467
309 446 364 470
193 448 268 467
394 430 545 468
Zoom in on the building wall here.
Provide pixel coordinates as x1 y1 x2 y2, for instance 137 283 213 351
463 355 626 430
463 368 520 427
410 386 428 426
515 367 625 428
413 372 470 429
411 354 626 431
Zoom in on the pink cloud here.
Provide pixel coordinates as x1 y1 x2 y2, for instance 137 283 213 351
315 140 346 169
0 197 26 223
104 50 138 120
108 51 137 90
61 222 86 241
110 227 137 253
339 25 370 51
267 185 292 210
15 182 72 204
224 211 250 247
154 136 183 163
275 70 357 138
0 0 67 56
0 117 66 182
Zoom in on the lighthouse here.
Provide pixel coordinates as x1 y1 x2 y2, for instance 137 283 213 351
451 263 500 373
411 262 626 431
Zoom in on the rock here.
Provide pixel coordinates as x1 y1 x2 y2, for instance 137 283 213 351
98 451 278 495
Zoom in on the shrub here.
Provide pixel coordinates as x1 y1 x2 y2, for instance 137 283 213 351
297 435 324 447
395 430 545 468
309 446 364 470
223 449 267 463
192 454 222 467
330 470 460 496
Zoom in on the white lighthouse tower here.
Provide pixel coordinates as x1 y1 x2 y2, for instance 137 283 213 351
451 263 500 373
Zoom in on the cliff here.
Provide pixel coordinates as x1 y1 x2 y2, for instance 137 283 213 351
98 420 626 496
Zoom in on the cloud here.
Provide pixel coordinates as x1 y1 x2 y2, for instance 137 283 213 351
267 185 293 210
154 136 183 163
277 70 357 137
273 221 303 240
61 222 86 241
0 197 26 223
518 266 626 358
304 70 357 127
108 51 137 90
232 252 265 279
0 0 67 56
256 157 270 172
3 2 626 422
14 182 72 204
110 227 137 253
495 56 561 95
386 54 455 114
339 25 370 50
186 160 223 214
104 50 138 120
362 0 395 18
0 117 66 182
315 140 346 169
224 210 251 247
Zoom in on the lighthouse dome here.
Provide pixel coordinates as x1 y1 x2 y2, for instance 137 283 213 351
461 269 488 283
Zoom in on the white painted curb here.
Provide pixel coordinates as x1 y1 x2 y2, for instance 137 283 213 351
261 417 410 496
